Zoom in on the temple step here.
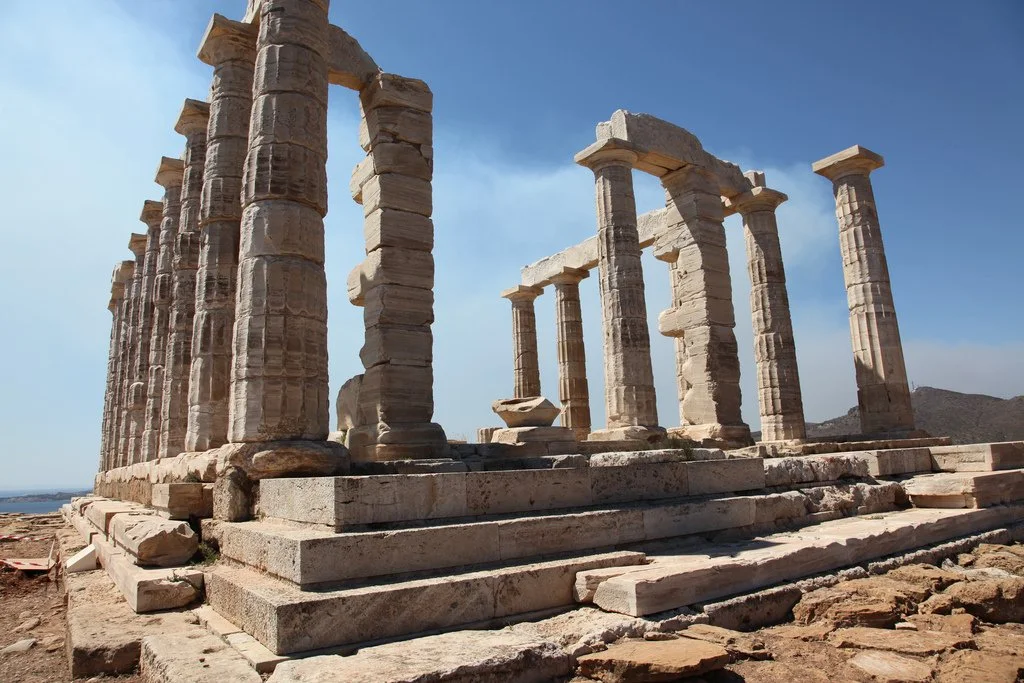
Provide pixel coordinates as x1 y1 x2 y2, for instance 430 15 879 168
206 549 645 655
577 504 1023 617
903 468 1024 508
928 441 1024 472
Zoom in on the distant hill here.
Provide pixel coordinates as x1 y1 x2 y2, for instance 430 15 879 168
802 386 1024 444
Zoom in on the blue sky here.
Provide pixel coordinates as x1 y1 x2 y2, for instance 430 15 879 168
1 1 1021 489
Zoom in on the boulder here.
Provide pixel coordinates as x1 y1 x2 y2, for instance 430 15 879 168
918 577 1024 623
576 638 731 682
679 624 769 660
884 564 963 592
793 578 929 628
934 649 1024 683
492 397 560 428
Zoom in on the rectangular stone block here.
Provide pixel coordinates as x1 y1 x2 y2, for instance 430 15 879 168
929 442 1024 472
641 497 756 540
150 482 213 520
858 448 932 476
466 468 591 516
590 461 688 504
364 208 434 252
490 426 576 444
110 513 199 567
686 458 766 495
362 246 434 290
361 173 432 217
84 500 147 536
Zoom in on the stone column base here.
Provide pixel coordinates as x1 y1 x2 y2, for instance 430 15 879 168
491 426 576 445
587 426 666 445
668 424 753 449
345 423 448 462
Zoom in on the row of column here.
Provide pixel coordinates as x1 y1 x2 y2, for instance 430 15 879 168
503 144 914 442
100 5 334 470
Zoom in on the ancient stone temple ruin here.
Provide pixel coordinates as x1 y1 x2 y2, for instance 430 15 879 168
64 1 1024 680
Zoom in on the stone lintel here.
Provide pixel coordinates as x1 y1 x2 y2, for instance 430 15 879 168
128 232 147 257
326 24 380 91
174 98 211 137
154 157 185 188
197 13 257 66
549 266 589 286
574 137 642 169
501 284 544 302
139 200 163 227
724 185 788 215
812 145 884 180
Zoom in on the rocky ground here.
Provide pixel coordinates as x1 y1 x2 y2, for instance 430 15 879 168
569 541 1024 682
0 513 141 683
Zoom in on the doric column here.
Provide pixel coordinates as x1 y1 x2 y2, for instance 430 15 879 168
813 145 914 434
230 0 331 442
160 99 210 458
501 285 543 398
728 173 806 442
108 259 136 469
551 267 591 440
575 139 660 441
186 16 256 453
99 261 133 472
116 233 148 468
655 166 750 446
126 200 165 463
143 158 185 461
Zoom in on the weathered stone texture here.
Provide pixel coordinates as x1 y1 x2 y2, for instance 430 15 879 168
142 158 185 463
814 146 914 434
160 99 210 458
116 234 148 469
552 268 591 440
230 0 331 443
656 165 748 440
732 179 805 441
186 16 257 453
100 262 134 471
577 142 659 437
502 285 543 399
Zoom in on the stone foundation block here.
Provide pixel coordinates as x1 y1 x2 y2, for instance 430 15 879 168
150 482 213 520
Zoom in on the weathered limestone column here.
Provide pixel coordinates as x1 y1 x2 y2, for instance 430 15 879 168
127 200 165 463
142 158 185 461
346 73 447 460
575 139 661 441
99 262 133 472
501 285 543 399
551 268 591 440
186 16 257 453
813 145 914 434
230 0 331 443
655 166 750 446
116 233 148 468
160 100 210 458
728 173 806 441
108 259 136 469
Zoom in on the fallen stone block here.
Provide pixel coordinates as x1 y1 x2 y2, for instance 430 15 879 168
267 629 572 682
576 638 730 682
65 544 97 573
140 632 261 683
110 514 198 567
492 396 560 428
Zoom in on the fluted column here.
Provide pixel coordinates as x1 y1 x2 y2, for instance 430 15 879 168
160 100 210 458
125 200 165 463
143 158 185 461
108 259 136 469
501 285 543 398
813 145 914 434
655 166 750 445
116 233 148 468
730 175 806 441
551 267 591 440
186 16 256 452
230 0 331 442
575 139 660 440
99 261 133 472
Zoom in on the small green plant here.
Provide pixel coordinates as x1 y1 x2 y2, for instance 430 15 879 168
190 541 219 567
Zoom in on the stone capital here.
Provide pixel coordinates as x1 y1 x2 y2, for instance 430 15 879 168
812 145 884 181
114 260 135 284
155 157 185 189
174 99 211 137
128 232 147 258
501 284 544 303
725 186 788 215
139 200 164 228
197 14 257 67
549 266 589 287
574 137 641 171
